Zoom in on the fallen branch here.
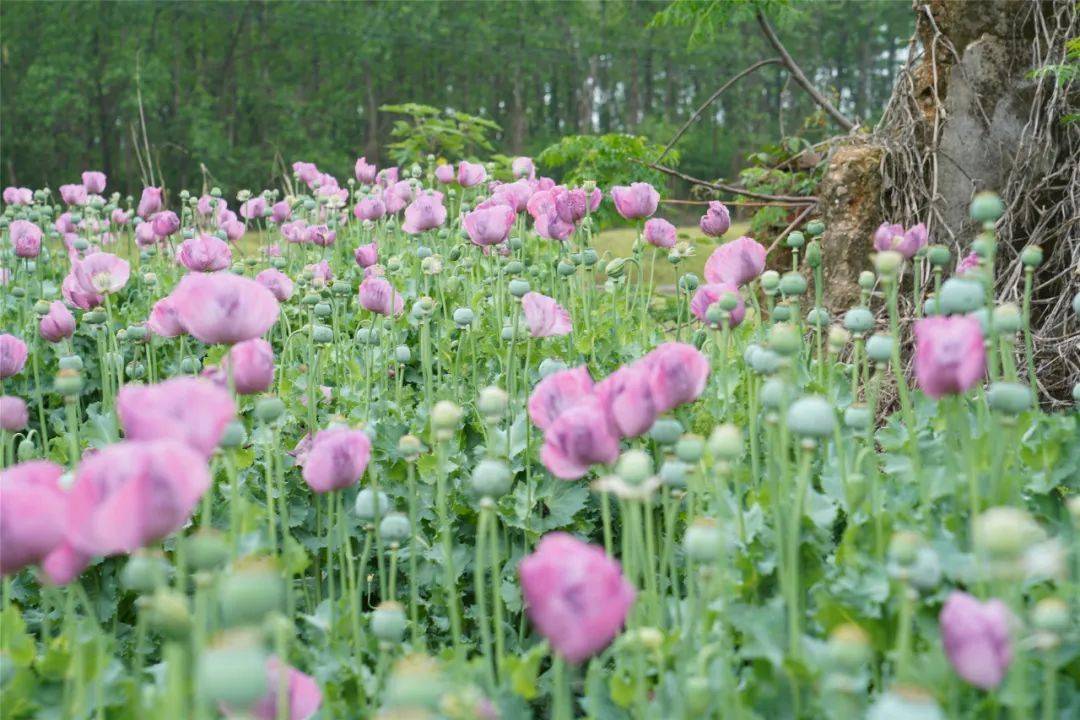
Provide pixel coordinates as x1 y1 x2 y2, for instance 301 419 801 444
643 160 817 204
756 11 856 132
767 204 816 253
656 58 782 164
661 198 812 208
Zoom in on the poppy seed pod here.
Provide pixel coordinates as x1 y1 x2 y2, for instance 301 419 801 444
872 250 903 277
973 507 1043 560
379 513 411 544
122 552 169 595
649 418 683 445
768 323 801 356
144 590 192 640
993 304 1021 334
219 561 285 628
927 244 951 267
1020 245 1042 268
760 378 791 410
674 434 705 463
197 634 270 710
786 231 805 249
843 307 875 334
477 386 508 421
471 458 513 498
395 345 411 364
786 396 836 438
254 397 286 424
939 278 985 315
827 326 851 352
806 307 830 328
970 191 1004 222
843 405 873 430
679 273 700 293
857 271 876 291
708 424 742 460
826 624 871 671
986 382 1032 415
453 308 475 327
760 270 780 293
371 602 408 643
748 347 782 375
615 449 653 486
805 240 822 268
354 488 391 523
508 279 531 297
866 334 894 364
186 530 231 572
683 519 723 563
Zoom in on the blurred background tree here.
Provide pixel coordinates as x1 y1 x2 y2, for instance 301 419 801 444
0 0 913 194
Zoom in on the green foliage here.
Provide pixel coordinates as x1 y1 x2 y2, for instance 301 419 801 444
735 136 823 234
380 103 502 165
651 0 790 46
1030 37 1080 124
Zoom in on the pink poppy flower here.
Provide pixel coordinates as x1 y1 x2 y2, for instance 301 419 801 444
256 268 295 302
376 167 399 188
457 161 487 188
65 440 211 556
464 204 516 247
226 338 275 395
0 395 28 432
643 218 677 249
521 292 571 338
383 181 414 215
643 342 710 413
59 184 88 206
55 212 77 234
873 221 928 259
956 252 980 276
703 236 767 287
699 201 731 237
178 234 232 272
0 460 68 576
281 220 310 244
307 225 336 248
270 201 292 224
354 196 386 222
489 179 534 213
302 427 372 493
519 532 635 663
0 334 29 378
913 316 986 398
355 157 378 185
117 377 236 458
3 187 33 206
40 301 76 343
527 190 574 241
147 296 187 338
690 282 745 328
611 182 659 220
435 164 456 184
402 192 447 234
240 197 268 220
137 187 164 218
940 591 1013 690
135 222 158 247
292 161 321 187
354 242 378 268
171 272 280 345
358 276 404 317
305 260 333 288
219 212 246 242
73 252 130 295
511 156 535 180
527 366 595 431
539 397 620 480
10 220 42 258
594 363 658 438
81 171 107 194
111 208 131 225
62 270 103 310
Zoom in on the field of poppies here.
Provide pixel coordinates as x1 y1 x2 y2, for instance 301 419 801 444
1 158 1078 720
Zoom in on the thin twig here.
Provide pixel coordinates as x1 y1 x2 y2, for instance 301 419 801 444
643 160 817 204
656 58 782 163
767 204 816 253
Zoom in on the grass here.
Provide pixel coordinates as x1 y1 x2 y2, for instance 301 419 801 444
592 222 751 289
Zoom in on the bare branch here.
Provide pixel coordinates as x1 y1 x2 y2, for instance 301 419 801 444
643 160 817 204
756 11 856 132
656 58 782 163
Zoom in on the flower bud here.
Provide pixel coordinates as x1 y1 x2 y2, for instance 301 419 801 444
804 240 822 268
605 258 627 279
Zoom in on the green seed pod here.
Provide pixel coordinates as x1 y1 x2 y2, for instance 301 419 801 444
659 459 688 487
179 357 202 374
805 219 826 237
300 292 320 307
827 326 850 352
54 369 84 396
355 327 380 345
59 355 84 372
196 635 269 711
826 624 871 671
786 395 836 438
394 345 411 364
616 449 654 486
857 271 876 291
125 361 146 380
508 279 531 297
923 297 941 316
453 307 475 327
926 244 951 268
649 418 683 446
843 405 873 430
749 346 782 375
768 323 801 356
219 420 246 449
144 590 192 640
970 191 1004 222
416 245 433 260
16 437 35 462
505 260 524 275
806 307 830 328
509 236 524 251
679 273 700 292
371 602 408 643
33 299 51 316
684 676 711 715
126 325 148 341
556 261 576 277
477 386 508 421
379 513 412 544
865 334 894 364
471 458 513 498
708 424 742 460
355 488 391 523
760 270 780 294
704 304 725 326
254 397 286 424
939 278 985 315
872 250 903 277
311 324 334 344
684 518 723 564
771 304 792 323
804 240 822 268
760 378 791 410
786 231 805 249
582 248 599 266
973 507 1044 560
219 561 284 628
186 530 231 572
1032 597 1069 634
1020 245 1043 268
674 434 705 463
397 434 423 460
986 382 1032 415
538 358 568 378
992 303 1021 335
122 553 169 595
972 236 994 259
313 302 332 318
843 307 875 334
779 272 807 296
83 310 105 324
